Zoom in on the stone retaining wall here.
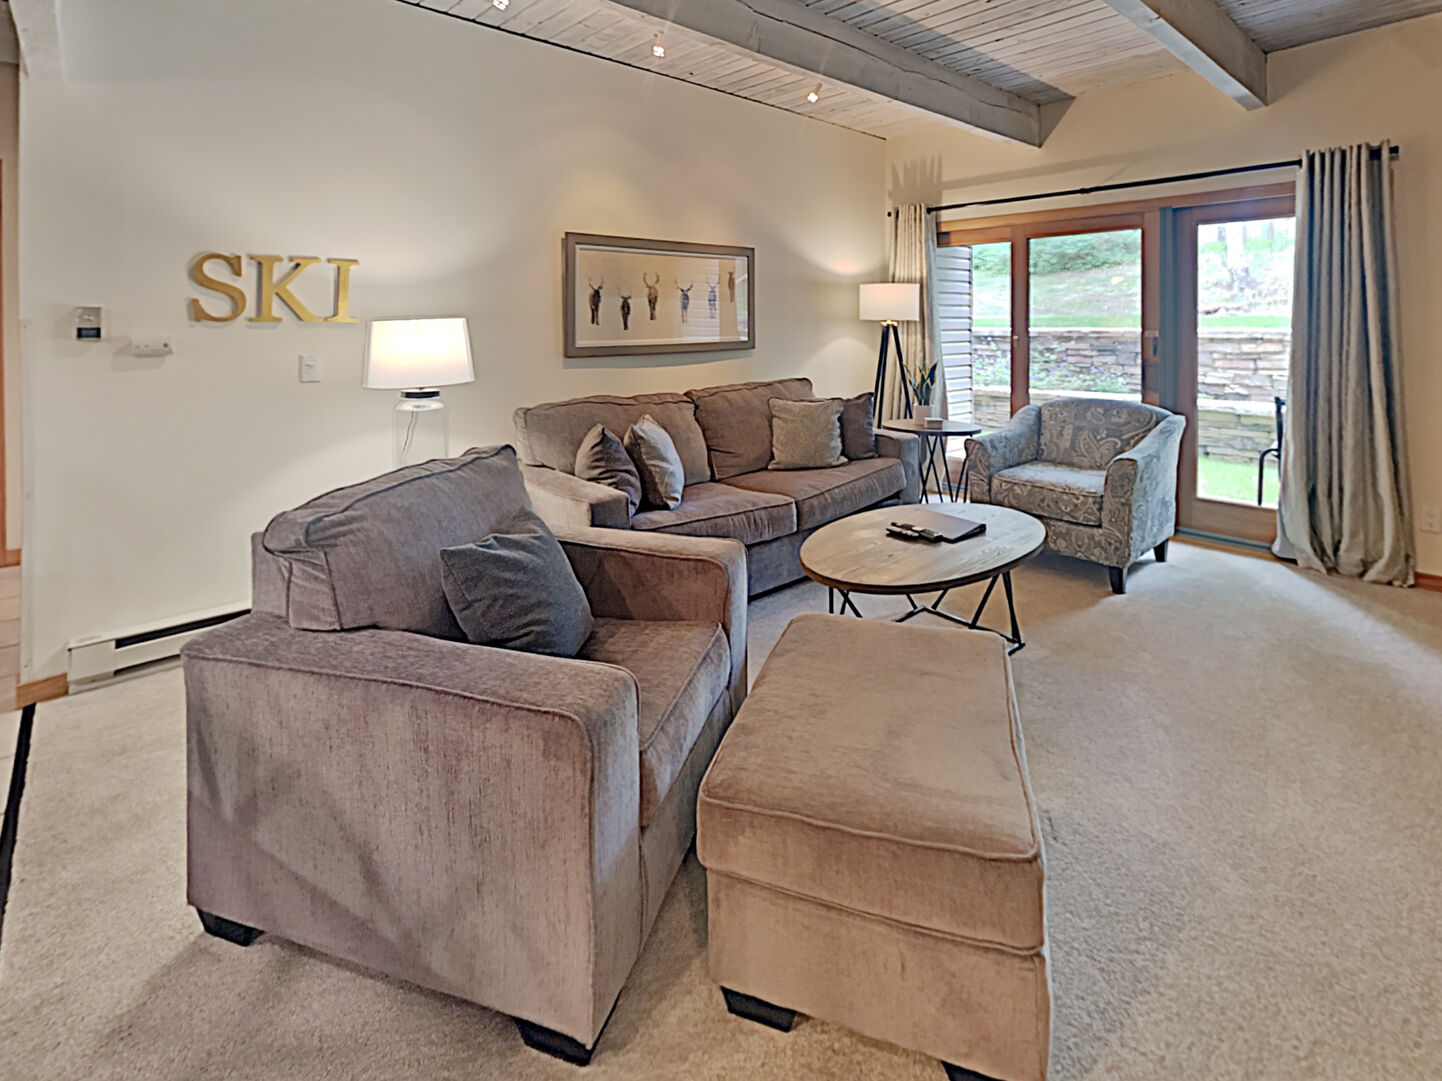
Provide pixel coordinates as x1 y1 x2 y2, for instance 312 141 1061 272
970 327 1289 403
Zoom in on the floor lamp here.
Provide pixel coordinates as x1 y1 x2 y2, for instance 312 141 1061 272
859 283 920 422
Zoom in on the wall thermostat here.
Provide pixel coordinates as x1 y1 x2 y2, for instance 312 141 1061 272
75 306 104 341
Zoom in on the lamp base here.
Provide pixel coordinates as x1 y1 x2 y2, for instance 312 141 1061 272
393 389 448 467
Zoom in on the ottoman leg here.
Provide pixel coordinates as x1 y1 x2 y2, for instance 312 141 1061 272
722 988 796 1032
943 1063 1003 1081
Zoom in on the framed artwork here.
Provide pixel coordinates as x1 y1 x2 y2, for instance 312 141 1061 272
563 232 755 357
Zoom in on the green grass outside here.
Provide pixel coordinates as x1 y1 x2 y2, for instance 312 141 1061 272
1199 456 1279 506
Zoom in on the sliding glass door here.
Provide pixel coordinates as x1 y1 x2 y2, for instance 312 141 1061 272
1172 197 1295 542
936 183 1293 546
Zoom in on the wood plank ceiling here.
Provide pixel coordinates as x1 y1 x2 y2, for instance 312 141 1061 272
401 0 1442 139
1215 0 1442 52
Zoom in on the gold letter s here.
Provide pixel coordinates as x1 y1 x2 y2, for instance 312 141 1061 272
188 253 246 323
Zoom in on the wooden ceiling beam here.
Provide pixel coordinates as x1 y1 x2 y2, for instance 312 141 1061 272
9 0 65 79
594 0 1047 145
1099 0 1267 109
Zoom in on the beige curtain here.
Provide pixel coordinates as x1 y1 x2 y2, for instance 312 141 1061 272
1279 142 1414 585
882 204 946 423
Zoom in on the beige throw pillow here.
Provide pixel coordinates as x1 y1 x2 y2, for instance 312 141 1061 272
768 398 845 471
624 414 686 510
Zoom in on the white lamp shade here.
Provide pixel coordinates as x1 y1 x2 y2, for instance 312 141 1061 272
363 317 475 389
858 282 920 322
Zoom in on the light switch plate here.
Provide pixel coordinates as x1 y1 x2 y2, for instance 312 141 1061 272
1421 506 1441 534
298 354 323 383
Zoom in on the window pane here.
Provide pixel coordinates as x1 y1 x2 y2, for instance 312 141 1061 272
968 242 1012 432
1027 229 1141 402
1195 216 1294 508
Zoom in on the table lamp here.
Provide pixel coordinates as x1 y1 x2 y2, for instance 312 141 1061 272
363 317 475 466
859 283 919 419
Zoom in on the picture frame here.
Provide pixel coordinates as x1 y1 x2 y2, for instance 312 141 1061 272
563 232 755 358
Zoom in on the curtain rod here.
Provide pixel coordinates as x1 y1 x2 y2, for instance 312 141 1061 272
892 144 1401 218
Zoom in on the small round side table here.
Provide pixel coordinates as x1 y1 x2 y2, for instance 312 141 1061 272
881 418 982 502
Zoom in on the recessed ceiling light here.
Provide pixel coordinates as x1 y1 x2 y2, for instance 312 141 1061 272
652 35 666 58
492 0 509 9
806 83 822 104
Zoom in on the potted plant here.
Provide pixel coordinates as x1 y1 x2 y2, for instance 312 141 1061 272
905 358 942 424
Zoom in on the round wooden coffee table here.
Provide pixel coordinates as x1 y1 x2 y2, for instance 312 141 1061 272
799 502 1046 653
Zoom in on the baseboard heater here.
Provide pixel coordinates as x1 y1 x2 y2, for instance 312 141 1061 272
67 603 249 688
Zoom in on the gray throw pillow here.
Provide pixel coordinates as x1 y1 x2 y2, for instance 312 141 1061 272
840 392 877 460
439 510 594 657
768 398 845 470
575 423 641 516
624 414 685 510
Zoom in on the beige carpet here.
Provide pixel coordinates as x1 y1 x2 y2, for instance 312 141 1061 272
3 543 1441 1080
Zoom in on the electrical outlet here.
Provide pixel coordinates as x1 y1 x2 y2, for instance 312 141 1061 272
298 354 323 383
1421 506 1442 534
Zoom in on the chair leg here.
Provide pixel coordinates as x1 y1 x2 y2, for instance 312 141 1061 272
722 988 797 1032
943 1064 1003 1081
1108 566 1127 594
515 1019 598 1067
197 909 263 947
1154 539 1169 563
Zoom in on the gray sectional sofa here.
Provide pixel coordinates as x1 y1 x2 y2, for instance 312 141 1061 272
514 378 923 595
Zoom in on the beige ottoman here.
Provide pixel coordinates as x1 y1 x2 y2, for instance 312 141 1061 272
697 613 1050 1081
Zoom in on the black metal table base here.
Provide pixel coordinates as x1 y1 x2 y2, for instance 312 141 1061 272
827 572 1024 654
915 433 961 502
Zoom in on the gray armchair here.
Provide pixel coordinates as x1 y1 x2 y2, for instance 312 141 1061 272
965 399 1186 593
182 447 747 1065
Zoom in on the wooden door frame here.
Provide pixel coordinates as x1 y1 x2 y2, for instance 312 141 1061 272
1170 193 1295 544
0 176 14 567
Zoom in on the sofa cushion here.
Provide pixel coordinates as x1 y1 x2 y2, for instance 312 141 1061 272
992 461 1106 527
697 613 1045 952
769 398 845 471
724 457 905 530
686 378 814 480
514 392 710 486
1038 399 1164 470
581 618 730 826
261 445 530 637
625 414 686 511
574 424 641 517
440 510 594 657
630 482 797 545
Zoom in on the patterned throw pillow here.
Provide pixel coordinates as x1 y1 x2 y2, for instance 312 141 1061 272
624 414 686 510
768 398 845 471
439 509 594 657
574 423 642 516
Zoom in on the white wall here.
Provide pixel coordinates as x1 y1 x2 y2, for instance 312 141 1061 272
19 0 886 680
887 13 1442 576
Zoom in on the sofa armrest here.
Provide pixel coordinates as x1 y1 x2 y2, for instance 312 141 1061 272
963 405 1041 502
556 526 748 710
181 614 641 1045
875 431 923 504
1104 413 1186 558
523 464 631 530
